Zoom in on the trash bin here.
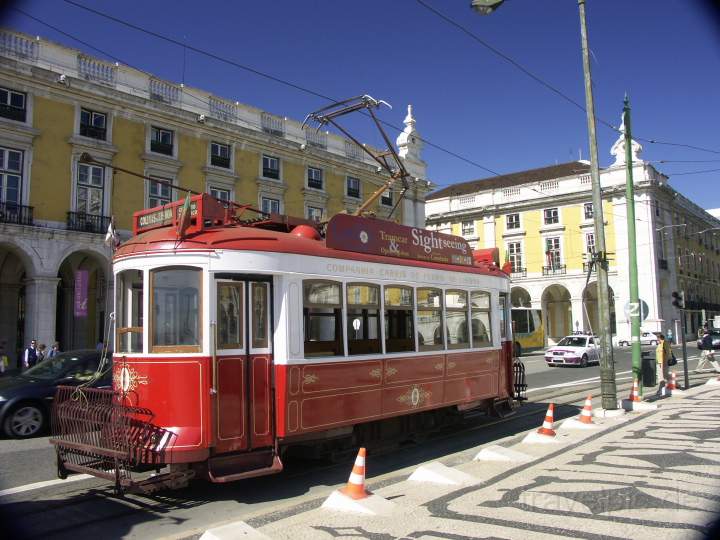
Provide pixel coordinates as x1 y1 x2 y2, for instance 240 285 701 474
641 351 656 387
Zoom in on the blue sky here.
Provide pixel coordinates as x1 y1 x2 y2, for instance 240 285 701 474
4 0 720 208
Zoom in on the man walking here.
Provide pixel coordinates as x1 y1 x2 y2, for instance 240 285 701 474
697 328 718 372
23 339 38 370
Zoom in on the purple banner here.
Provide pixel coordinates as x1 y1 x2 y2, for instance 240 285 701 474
74 269 89 318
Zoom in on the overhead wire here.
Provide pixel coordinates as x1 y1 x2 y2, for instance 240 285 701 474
412 0 720 157
49 1 500 177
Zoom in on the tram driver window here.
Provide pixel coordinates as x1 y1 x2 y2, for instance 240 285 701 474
417 287 443 351
471 290 492 347
303 280 343 357
384 286 414 353
116 270 144 353
446 290 470 349
347 283 381 355
151 267 202 352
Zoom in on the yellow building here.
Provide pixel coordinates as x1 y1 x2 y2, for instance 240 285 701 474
0 30 430 367
426 135 720 350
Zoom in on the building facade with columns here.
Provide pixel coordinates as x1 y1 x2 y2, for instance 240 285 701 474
426 126 720 349
0 30 431 368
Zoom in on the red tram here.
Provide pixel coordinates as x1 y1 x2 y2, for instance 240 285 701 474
51 194 521 493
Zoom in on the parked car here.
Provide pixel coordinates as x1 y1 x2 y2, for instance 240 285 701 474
696 329 720 350
545 335 599 368
615 332 659 347
0 350 112 439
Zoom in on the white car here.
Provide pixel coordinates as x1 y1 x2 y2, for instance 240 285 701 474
545 335 600 368
615 332 659 347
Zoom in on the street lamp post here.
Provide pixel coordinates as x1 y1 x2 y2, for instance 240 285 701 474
472 0 618 408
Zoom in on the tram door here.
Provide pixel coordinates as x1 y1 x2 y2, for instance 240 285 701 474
214 277 274 453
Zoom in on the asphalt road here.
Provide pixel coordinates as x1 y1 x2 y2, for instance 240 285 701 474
523 343 702 396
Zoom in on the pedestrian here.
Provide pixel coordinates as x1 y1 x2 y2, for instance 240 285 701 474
37 343 47 363
656 333 670 385
23 339 38 370
696 328 716 372
48 342 61 359
0 341 9 375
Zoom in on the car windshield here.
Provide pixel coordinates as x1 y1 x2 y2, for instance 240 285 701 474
557 337 587 347
21 352 105 381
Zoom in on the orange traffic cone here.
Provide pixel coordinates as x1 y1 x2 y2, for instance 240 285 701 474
666 372 677 391
629 378 641 402
340 448 369 500
579 394 594 424
537 403 556 437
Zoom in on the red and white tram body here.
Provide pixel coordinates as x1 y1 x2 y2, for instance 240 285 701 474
53 195 515 489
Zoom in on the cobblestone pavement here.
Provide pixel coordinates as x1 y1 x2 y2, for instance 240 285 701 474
245 383 720 540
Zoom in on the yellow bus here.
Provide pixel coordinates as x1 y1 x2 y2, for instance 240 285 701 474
511 308 544 356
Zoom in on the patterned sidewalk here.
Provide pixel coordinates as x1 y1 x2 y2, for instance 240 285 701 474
247 383 720 540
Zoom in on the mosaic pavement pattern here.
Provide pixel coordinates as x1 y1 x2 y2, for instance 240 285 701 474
255 385 720 540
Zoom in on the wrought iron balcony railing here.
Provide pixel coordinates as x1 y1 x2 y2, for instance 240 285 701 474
0 202 33 225
211 154 230 168
582 262 596 273
510 268 527 278
66 211 111 234
150 140 173 156
80 123 107 140
542 264 567 276
0 104 26 122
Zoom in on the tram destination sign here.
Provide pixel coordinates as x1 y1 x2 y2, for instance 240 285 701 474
135 200 198 232
326 214 473 266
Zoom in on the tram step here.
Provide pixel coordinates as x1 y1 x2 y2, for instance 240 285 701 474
207 450 283 483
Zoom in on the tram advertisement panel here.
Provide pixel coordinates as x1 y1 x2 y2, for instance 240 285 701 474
326 214 473 266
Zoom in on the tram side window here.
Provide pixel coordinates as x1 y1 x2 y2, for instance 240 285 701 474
385 286 414 353
446 290 470 349
116 270 143 353
347 283 381 355
151 267 202 352
303 280 343 357
471 290 492 347
217 282 243 349
251 282 270 350
499 293 508 339
417 287 443 351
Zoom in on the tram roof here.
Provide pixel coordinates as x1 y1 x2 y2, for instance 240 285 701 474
117 197 506 278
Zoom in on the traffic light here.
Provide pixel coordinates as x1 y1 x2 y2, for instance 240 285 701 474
671 291 685 309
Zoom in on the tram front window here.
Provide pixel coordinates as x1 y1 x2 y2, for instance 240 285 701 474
151 267 202 352
385 286 414 353
116 270 143 353
303 280 343 357
347 283 381 355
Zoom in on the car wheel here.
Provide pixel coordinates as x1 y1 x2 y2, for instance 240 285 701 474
3 402 46 439
580 354 588 368
650 340 658 346
619 341 628 347
514 342 522 358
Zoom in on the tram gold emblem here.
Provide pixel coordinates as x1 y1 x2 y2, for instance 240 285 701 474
369 368 382 379
303 373 319 385
447 361 457 370
434 362 444 371
359 230 368 244
114 365 149 393
396 385 430 408
385 367 398 377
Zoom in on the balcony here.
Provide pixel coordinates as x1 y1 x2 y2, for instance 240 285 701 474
211 154 230 168
582 262 596 273
66 211 111 234
542 264 567 276
510 268 527 278
0 202 33 225
658 258 668 270
150 140 173 156
80 123 107 141
0 104 26 122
